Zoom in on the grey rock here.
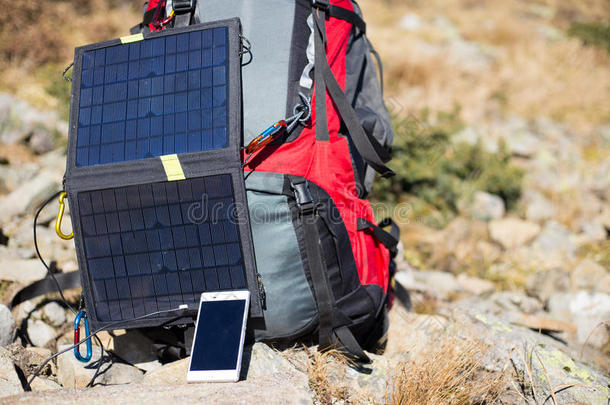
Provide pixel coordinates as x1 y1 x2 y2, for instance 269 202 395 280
56 344 102 388
505 129 540 157
526 268 570 303
399 13 422 31
489 218 541 249
532 220 576 258
43 302 66 327
452 306 610 405
27 319 56 348
0 171 60 226
29 378 62 392
469 191 505 222
0 163 39 195
549 292 610 350
0 259 47 284
0 347 23 399
98 363 144 386
456 273 496 295
28 130 57 155
0 306 15 347
395 269 463 300
490 291 544 314
111 330 161 372
522 190 554 222
571 259 608 293
3 379 314 405
579 219 607 242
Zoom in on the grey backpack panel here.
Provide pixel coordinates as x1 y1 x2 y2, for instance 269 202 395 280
245 171 317 340
194 0 296 144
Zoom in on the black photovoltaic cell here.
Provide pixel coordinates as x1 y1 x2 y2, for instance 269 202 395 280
77 174 246 322
76 27 229 167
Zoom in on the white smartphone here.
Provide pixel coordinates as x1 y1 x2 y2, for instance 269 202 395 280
186 290 250 383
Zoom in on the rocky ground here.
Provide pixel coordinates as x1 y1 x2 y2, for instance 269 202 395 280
0 92 607 403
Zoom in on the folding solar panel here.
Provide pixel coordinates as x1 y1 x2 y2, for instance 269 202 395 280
64 19 262 330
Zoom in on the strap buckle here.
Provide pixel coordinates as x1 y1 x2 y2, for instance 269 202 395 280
172 0 193 14
291 181 316 215
311 0 329 11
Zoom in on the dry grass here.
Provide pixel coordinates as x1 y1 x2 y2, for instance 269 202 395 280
303 347 350 404
359 0 610 131
0 0 141 110
386 335 506 405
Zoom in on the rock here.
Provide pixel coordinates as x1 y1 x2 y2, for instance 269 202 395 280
0 347 23 399
244 343 308 382
579 219 607 242
490 291 544 314
468 191 505 222
0 305 15 347
28 131 57 155
0 259 47 284
0 171 60 226
111 330 161 372
4 377 314 404
522 190 554 222
456 273 495 295
7 346 55 379
42 302 66 327
526 268 570 303
505 129 540 157
489 218 541 249
98 363 144 386
27 319 56 348
453 307 610 404
399 13 422 31
395 270 463 300
139 357 189 386
29 378 61 392
548 291 610 350
571 259 608 293
56 344 102 388
531 220 576 258
509 313 577 334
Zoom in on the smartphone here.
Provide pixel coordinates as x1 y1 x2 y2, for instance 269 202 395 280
186 290 250 383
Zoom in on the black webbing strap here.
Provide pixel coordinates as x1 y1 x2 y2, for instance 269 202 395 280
173 0 195 28
9 271 81 309
357 217 399 257
291 178 371 366
327 5 366 34
334 325 371 365
291 179 334 349
312 7 395 177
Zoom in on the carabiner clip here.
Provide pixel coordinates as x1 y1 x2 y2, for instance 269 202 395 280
245 120 287 155
56 192 74 240
74 311 93 363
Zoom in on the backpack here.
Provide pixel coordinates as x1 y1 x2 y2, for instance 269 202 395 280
133 0 399 362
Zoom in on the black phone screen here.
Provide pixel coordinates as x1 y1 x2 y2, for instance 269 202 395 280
190 299 246 371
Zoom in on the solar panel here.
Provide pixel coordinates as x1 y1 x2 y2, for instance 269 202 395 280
65 19 262 330
77 175 246 322
74 27 230 167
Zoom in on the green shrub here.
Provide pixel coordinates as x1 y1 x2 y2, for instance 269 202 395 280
568 21 610 53
371 111 523 228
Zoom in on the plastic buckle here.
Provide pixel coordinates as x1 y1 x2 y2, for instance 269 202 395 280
74 311 93 363
311 0 329 10
292 181 316 215
172 0 192 14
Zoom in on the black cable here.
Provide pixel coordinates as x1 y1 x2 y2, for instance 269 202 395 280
86 335 104 388
34 190 78 315
26 306 196 389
